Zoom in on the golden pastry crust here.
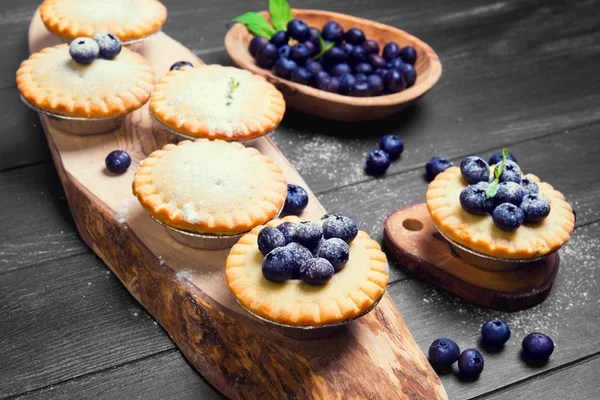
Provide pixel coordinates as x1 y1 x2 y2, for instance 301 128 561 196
40 0 167 42
426 166 575 259
133 139 287 235
150 65 285 141
16 44 155 118
226 216 390 326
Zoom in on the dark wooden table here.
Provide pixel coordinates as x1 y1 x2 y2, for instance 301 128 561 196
2 0 599 399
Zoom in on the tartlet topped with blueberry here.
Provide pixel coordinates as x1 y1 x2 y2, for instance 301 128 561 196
226 215 389 326
426 150 574 259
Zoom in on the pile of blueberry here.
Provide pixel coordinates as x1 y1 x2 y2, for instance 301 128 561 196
258 214 358 285
459 154 551 232
429 320 554 378
249 19 417 96
69 32 122 64
425 150 513 182
365 135 404 176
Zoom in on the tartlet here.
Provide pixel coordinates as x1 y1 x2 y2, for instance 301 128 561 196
226 216 390 326
150 65 285 141
16 44 155 119
132 139 287 235
40 0 168 42
426 166 575 259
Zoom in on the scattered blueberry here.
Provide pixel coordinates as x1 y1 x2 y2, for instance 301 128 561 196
428 338 460 366
362 39 380 54
170 61 194 71
481 320 511 346
262 246 295 282
395 63 417 87
384 69 406 93
290 43 310 66
330 62 352 77
304 60 323 75
458 349 484 378
349 81 370 97
520 176 539 195
285 242 313 278
494 181 525 206
344 28 365 45
249 36 269 57
348 45 368 65
295 221 324 249
378 135 403 160
368 53 387 69
521 194 551 223
492 203 524 231
105 150 131 174
257 227 286 256
287 19 310 41
270 30 289 48
489 151 517 165
499 160 522 183
273 58 298 79
426 157 453 180
398 46 417 64
256 43 278 68
321 21 344 44
460 156 491 184
69 37 99 64
290 67 312 85
300 258 335 285
316 238 349 271
276 221 298 244
522 332 554 361
338 74 356 94
324 46 348 64
382 41 400 61
322 214 358 243
93 31 121 58
284 184 309 215
460 182 495 215
354 62 374 75
365 149 391 175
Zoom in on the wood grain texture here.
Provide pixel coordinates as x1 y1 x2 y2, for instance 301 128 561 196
225 9 441 121
23 10 447 400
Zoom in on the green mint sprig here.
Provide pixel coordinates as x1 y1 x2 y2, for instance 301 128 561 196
312 31 335 60
485 148 509 199
269 0 293 31
232 0 294 39
226 78 240 106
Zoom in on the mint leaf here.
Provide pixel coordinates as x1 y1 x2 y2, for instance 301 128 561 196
485 148 509 199
226 78 240 106
312 34 335 60
269 0 293 31
232 12 276 38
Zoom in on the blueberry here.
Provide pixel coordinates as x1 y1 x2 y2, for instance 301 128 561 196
312 70 331 90
366 74 384 96
170 61 194 71
362 39 380 54
522 332 554 361
379 135 403 160
428 338 460 366
284 183 309 214
492 203 524 231
349 81 370 97
93 31 122 58
460 156 490 184
425 157 453 180
330 63 352 77
324 76 340 93
287 19 310 41
382 41 400 61
460 182 495 215
348 45 367 65
499 160 522 183
398 46 417 64
338 73 356 94
304 60 322 75
345 27 365 45
354 62 374 75
521 193 551 223
384 69 406 93
249 36 269 57
290 67 312 85
285 242 313 278
322 215 358 243
520 176 539 195
315 238 349 271
273 58 298 79
481 319 511 346
276 222 298 244
324 46 347 64
340 42 354 54
262 246 295 282
300 258 335 285
256 43 278 68
307 27 320 46
278 44 291 59
368 54 387 69
290 43 310 66
387 58 405 70
458 349 484 378
366 149 391 175
105 150 131 174
69 37 99 64
374 68 388 79
303 40 317 56
489 151 517 165
395 63 417 87
257 227 286 256
495 181 525 206
295 221 323 249
353 73 368 84
270 30 289 48
321 21 344 44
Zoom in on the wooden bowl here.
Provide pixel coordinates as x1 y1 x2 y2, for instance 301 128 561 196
225 9 442 121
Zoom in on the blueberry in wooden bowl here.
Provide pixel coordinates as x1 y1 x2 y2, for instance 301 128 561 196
225 9 442 122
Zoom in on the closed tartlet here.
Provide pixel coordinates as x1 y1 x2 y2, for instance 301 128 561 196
226 216 390 326
133 139 287 235
16 44 155 119
40 0 167 42
426 166 575 259
150 65 286 141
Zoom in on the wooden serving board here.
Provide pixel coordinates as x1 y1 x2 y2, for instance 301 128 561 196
27 9 446 399
384 204 559 311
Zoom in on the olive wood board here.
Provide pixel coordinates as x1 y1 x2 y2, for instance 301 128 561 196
383 203 559 311
26 8 447 400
